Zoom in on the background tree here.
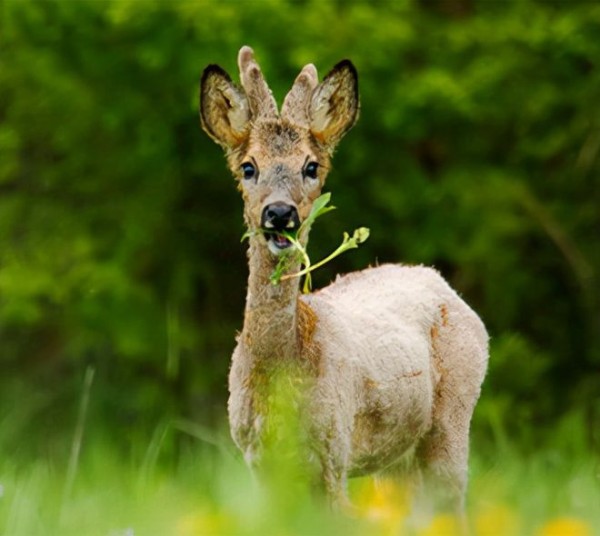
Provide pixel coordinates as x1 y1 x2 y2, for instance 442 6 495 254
0 0 598 457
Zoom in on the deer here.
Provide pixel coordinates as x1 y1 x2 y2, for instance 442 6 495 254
199 46 489 522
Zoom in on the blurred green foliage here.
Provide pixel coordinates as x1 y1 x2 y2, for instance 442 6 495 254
0 0 598 455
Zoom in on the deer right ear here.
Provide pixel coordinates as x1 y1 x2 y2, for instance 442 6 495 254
309 60 359 151
200 65 250 150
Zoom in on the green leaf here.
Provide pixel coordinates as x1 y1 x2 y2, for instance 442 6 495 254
354 227 370 245
269 247 302 286
278 224 370 292
241 193 368 293
298 193 336 234
241 229 260 242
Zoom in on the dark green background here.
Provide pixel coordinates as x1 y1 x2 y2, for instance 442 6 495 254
1 0 598 458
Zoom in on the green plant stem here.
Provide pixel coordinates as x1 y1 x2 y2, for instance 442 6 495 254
242 194 369 293
60 366 95 523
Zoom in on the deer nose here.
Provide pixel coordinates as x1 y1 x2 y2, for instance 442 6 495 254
261 202 300 232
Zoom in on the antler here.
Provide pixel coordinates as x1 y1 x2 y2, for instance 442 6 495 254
281 63 319 128
238 46 278 120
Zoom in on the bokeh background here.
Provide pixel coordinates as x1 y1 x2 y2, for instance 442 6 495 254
1 0 598 509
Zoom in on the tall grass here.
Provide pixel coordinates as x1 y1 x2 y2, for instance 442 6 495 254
0 372 598 535
0 414 598 535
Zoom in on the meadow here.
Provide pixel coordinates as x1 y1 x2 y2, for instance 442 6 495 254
1 2 599 534
1 392 598 535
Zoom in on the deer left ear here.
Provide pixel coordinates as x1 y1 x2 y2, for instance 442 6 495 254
200 65 250 150
309 60 359 151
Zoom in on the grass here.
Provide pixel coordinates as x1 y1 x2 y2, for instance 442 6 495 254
1 373 597 535
0 415 598 536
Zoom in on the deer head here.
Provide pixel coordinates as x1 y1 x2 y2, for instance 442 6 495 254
200 46 359 258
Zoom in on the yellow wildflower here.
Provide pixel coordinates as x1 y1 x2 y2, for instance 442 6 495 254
176 510 233 536
537 517 592 536
475 504 520 536
417 514 460 536
353 477 410 535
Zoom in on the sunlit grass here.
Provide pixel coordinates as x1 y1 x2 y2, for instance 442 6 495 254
0 389 598 536
0 427 598 536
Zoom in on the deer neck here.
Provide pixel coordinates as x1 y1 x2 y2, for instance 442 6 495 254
240 236 301 364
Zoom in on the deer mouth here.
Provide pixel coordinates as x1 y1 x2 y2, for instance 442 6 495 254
264 232 294 255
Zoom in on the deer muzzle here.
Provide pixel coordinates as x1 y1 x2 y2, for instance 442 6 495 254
261 202 300 255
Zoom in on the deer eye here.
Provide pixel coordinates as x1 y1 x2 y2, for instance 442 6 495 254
303 161 319 180
241 162 257 180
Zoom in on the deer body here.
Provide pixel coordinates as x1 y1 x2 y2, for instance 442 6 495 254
200 47 488 514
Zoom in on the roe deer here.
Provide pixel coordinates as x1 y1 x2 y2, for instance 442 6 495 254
199 46 488 519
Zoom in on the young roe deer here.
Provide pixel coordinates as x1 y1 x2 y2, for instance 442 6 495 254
199 46 489 517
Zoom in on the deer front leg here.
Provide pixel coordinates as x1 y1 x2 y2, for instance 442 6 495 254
309 421 354 511
319 454 352 511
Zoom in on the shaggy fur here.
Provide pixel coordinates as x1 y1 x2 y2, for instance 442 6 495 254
200 46 489 517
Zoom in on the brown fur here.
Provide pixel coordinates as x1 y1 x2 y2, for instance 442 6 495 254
199 47 488 525
297 298 321 375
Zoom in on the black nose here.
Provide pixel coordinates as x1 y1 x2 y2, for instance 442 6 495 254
261 202 300 232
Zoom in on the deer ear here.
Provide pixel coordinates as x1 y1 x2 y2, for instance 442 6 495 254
200 65 250 150
309 60 359 150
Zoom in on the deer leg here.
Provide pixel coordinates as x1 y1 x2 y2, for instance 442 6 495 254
394 421 469 536
310 429 353 512
413 305 487 531
417 424 469 510
412 373 476 536
321 459 352 511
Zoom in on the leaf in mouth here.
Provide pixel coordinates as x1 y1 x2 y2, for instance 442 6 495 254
273 194 370 293
241 193 370 293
